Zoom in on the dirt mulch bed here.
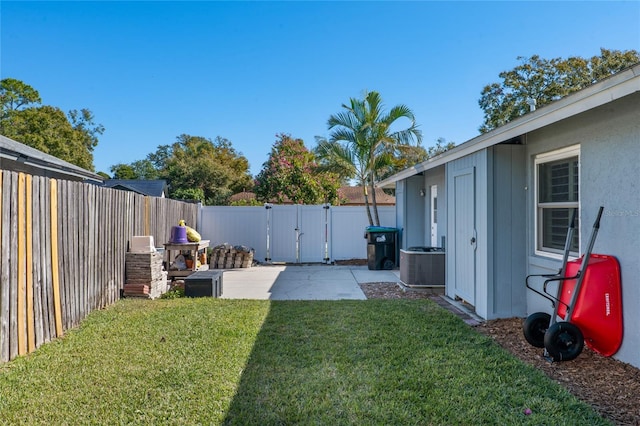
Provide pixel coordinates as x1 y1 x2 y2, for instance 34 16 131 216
360 282 640 426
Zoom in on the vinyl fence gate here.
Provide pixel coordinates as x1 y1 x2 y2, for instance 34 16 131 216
199 204 396 264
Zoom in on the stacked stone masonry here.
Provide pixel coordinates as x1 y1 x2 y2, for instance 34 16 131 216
123 252 168 299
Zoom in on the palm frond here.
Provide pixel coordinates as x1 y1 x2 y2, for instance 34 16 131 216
329 128 357 145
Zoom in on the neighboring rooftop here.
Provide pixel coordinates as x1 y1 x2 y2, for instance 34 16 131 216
337 186 395 206
101 179 168 197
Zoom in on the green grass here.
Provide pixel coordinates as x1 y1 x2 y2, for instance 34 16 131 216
0 298 609 425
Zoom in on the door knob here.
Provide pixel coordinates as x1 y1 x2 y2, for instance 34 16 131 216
470 237 476 245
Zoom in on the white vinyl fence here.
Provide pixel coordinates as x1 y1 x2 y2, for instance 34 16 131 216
199 205 396 263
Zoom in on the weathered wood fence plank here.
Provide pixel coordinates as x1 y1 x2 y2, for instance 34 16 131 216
9 172 19 360
0 171 7 361
0 170 198 363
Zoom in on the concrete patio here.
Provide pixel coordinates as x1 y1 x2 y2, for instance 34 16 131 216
219 264 400 300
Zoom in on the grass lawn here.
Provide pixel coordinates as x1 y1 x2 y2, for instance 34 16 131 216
0 298 610 425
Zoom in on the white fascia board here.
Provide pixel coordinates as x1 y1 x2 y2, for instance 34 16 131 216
377 64 640 189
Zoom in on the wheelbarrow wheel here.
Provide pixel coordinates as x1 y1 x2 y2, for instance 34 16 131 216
544 322 584 361
523 312 551 348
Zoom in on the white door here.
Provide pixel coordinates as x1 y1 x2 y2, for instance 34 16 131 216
299 205 330 263
430 185 438 247
268 205 298 263
453 168 476 305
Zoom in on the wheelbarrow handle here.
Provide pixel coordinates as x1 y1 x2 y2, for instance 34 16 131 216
569 208 578 229
594 206 604 229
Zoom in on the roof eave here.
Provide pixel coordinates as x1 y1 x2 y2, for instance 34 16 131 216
0 135 104 183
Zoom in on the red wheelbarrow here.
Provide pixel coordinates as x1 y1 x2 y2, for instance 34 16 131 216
523 207 623 361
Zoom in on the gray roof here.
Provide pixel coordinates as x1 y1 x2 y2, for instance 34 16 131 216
378 63 640 188
101 179 168 197
0 134 103 183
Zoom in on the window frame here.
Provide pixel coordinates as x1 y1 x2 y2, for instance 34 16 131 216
534 145 581 259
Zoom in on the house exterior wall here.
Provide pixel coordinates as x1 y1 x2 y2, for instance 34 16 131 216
424 167 446 249
404 175 426 248
435 145 528 320
395 180 406 248
396 167 446 252
488 144 527 319
524 92 640 367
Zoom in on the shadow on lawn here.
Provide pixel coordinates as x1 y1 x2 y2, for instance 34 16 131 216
221 299 438 424
221 299 609 426
221 300 362 425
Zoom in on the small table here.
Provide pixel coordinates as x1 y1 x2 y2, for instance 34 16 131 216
164 240 210 280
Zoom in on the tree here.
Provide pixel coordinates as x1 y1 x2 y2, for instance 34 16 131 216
376 137 456 183
130 159 159 180
0 78 104 170
3 105 100 170
478 48 640 133
427 137 456 158
109 159 159 180
254 133 340 205
110 163 138 179
67 108 105 156
316 91 422 226
106 135 251 204
0 78 41 117
160 135 253 205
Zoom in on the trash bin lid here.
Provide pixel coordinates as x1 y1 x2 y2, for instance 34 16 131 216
365 226 398 233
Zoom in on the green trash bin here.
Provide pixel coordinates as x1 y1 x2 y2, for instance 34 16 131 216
364 226 398 270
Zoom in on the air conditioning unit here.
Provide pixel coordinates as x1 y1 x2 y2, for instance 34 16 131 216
400 247 445 287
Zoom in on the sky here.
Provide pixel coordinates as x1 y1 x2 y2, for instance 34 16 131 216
1 1 639 177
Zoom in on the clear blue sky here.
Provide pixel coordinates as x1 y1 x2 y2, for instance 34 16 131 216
2 1 639 177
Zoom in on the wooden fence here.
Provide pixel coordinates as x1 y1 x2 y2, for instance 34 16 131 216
0 170 198 363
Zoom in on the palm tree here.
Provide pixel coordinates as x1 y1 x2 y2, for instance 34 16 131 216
315 91 422 226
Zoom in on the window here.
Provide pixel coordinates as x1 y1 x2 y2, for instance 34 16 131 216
535 145 580 255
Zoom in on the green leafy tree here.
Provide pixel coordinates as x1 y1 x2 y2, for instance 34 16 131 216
129 159 160 180
377 137 456 183
0 78 41 117
171 187 205 203
110 159 159 180
67 108 104 156
160 135 253 205
110 163 138 179
3 105 100 170
427 137 456 158
107 135 250 203
381 145 428 182
255 133 340 205
479 48 640 133
0 78 104 170
315 91 422 226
